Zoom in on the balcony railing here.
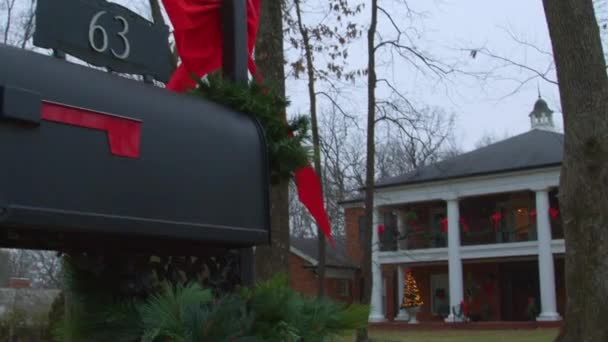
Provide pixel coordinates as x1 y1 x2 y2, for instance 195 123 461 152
461 224 538 246
379 220 563 252
382 225 546 251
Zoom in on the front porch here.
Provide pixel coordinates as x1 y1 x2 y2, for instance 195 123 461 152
379 258 565 324
377 190 563 253
367 171 564 323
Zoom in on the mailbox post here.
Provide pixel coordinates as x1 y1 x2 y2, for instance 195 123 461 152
221 0 256 286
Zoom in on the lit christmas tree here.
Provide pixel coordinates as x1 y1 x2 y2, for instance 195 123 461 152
401 271 424 308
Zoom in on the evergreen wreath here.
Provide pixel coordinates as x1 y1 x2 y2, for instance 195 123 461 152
193 74 311 182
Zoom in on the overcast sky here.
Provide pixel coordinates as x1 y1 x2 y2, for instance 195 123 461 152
418 0 562 149
5 0 567 151
286 0 563 151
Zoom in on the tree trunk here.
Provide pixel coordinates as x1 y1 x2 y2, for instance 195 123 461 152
293 0 326 298
357 0 378 340
254 0 290 281
542 1 608 341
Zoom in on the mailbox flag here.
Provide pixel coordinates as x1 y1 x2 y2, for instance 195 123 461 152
163 0 334 246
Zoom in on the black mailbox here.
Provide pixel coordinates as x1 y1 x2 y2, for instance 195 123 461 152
0 44 270 253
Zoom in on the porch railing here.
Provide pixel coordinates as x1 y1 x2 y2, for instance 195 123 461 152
380 223 563 251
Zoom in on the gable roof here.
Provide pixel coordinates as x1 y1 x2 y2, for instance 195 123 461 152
375 129 564 189
290 236 358 269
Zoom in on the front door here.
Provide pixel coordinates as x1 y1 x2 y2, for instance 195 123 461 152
500 261 540 321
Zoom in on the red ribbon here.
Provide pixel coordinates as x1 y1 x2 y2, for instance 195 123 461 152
440 218 448 234
459 218 469 233
162 0 333 245
162 0 261 91
529 210 537 218
483 282 494 296
491 213 502 231
460 300 469 317
377 224 385 236
407 220 419 231
549 207 559 219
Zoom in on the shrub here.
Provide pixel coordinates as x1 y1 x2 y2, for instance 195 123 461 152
54 274 368 341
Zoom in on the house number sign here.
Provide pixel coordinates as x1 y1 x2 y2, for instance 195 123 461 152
88 11 131 59
34 0 173 83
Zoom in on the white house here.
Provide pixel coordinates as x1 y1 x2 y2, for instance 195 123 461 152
341 97 564 323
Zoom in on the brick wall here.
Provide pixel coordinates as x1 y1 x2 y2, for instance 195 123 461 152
405 263 509 322
389 260 565 322
8 277 31 289
344 206 365 264
288 252 355 303
409 264 449 322
289 253 318 296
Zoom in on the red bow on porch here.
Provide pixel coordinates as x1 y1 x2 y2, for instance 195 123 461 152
162 0 334 245
459 218 469 233
407 220 419 231
529 210 537 218
440 218 448 234
491 212 502 231
377 224 385 236
549 207 559 219
460 300 469 317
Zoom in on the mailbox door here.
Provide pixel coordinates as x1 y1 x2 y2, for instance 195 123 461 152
0 45 270 250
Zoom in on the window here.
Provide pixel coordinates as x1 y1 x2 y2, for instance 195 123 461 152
338 279 350 297
514 207 532 240
430 274 450 316
381 212 398 251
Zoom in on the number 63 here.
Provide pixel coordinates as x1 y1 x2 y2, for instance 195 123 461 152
88 11 130 60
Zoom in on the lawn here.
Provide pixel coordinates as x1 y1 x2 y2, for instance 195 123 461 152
339 329 559 342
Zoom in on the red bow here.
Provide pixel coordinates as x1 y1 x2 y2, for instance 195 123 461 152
529 210 537 218
440 218 448 233
491 213 502 231
377 224 385 236
162 0 261 91
483 282 494 296
460 300 469 317
549 207 559 219
163 0 333 245
459 218 469 233
407 220 419 231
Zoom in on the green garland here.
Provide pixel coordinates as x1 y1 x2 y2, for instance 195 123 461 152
192 74 311 182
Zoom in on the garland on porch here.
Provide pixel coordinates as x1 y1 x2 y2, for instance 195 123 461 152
395 207 561 240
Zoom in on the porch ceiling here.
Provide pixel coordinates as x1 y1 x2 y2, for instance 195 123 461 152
375 167 560 206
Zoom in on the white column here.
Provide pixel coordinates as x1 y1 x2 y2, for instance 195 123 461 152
369 207 385 322
397 210 405 250
445 197 464 322
395 265 408 320
535 189 561 321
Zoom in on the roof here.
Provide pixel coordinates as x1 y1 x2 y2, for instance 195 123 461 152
376 129 563 188
290 236 358 269
530 98 553 117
